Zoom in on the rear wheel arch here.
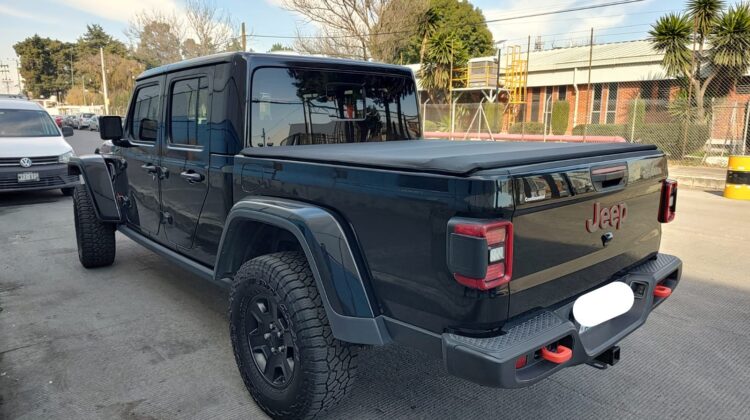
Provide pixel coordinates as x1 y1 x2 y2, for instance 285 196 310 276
215 198 391 346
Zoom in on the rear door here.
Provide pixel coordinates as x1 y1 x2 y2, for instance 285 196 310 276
121 79 164 237
159 69 212 249
508 154 668 317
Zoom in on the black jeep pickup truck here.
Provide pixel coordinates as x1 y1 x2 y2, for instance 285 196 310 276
69 52 681 419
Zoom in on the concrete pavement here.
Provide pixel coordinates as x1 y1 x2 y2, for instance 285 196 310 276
1 179 749 418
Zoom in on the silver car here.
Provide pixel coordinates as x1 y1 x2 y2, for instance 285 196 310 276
88 115 100 131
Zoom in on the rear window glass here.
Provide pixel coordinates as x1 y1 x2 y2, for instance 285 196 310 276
250 67 420 147
0 109 59 137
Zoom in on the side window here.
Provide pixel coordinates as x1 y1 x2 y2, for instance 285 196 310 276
130 84 161 142
170 77 209 146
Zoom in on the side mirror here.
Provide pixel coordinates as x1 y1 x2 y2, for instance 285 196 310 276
61 126 74 137
99 116 124 141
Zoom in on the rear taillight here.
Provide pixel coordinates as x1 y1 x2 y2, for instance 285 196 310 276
658 179 678 223
447 218 513 290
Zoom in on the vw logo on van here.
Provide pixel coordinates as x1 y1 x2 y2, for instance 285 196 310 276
19 157 33 168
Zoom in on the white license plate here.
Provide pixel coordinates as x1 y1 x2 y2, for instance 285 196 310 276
17 172 40 182
572 281 634 328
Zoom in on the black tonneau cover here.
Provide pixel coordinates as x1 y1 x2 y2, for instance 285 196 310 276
240 140 657 175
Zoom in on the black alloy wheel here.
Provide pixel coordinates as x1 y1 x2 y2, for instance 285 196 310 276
244 293 297 387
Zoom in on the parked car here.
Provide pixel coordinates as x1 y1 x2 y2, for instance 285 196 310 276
88 115 100 131
0 99 78 195
51 114 63 127
62 114 76 127
75 112 95 129
70 53 682 419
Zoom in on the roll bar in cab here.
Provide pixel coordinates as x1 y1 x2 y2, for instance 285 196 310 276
70 52 682 419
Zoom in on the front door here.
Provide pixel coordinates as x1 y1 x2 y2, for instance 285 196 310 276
121 80 164 236
159 71 211 249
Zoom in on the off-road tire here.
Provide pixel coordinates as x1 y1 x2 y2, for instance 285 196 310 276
230 252 358 419
61 187 75 196
73 184 116 268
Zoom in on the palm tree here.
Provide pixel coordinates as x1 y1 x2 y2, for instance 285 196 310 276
649 1 750 122
419 32 465 102
417 7 440 64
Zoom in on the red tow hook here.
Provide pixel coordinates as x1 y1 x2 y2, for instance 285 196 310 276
540 344 573 364
653 285 672 298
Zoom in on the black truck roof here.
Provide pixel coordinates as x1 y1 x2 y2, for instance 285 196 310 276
137 52 414 81
240 140 658 176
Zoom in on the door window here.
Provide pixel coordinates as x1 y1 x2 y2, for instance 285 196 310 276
130 84 161 141
170 77 210 146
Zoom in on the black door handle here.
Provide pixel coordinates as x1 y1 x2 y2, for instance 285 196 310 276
140 163 158 174
180 171 204 183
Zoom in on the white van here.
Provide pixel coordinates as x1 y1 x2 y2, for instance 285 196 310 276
0 99 78 195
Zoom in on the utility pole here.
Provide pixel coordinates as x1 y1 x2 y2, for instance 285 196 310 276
584 28 594 141
0 62 11 94
100 47 109 114
241 22 247 52
14 58 22 94
70 49 74 88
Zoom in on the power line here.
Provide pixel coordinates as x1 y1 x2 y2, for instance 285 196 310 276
242 0 646 41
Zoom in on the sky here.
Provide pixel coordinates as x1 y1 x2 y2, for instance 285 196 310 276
0 0 690 92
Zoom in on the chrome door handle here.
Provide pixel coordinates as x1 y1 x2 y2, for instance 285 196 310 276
140 163 158 174
180 171 204 183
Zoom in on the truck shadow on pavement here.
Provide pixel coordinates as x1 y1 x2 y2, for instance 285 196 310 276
0 190 70 208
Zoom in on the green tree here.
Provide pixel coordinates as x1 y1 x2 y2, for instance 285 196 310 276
418 32 467 102
550 101 570 135
13 35 76 99
268 43 293 52
649 1 750 122
397 0 494 64
77 24 128 56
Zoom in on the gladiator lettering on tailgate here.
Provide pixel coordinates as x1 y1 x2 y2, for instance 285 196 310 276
585 202 628 233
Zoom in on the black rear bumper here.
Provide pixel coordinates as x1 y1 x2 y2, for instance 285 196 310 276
385 253 682 388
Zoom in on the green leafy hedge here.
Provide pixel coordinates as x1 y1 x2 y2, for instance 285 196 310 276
509 121 545 135
633 123 709 158
572 124 628 137
551 101 570 135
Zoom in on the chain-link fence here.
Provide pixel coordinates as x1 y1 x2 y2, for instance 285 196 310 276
418 34 750 167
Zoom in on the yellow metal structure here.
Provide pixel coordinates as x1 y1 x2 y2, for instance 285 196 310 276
723 155 750 200
503 45 527 105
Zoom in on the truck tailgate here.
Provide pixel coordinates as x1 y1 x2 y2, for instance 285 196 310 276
507 153 668 317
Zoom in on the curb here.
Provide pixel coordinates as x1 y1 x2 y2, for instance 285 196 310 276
672 175 725 191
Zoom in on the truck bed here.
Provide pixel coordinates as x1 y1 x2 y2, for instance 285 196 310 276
240 140 657 176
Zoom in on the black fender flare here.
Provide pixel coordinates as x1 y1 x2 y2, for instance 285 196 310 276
215 196 391 345
67 155 121 222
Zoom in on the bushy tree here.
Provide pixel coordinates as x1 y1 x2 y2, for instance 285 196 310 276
550 101 570 135
649 0 750 122
13 35 75 99
397 0 494 64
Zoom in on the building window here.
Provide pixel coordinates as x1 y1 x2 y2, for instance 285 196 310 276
558 86 567 101
641 80 654 99
605 83 618 124
516 102 526 122
590 84 603 124
530 88 540 122
544 86 553 126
